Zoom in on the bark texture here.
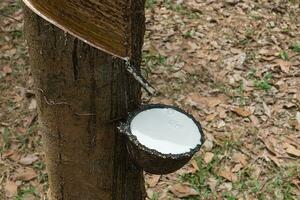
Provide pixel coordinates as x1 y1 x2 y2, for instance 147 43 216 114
23 1 146 199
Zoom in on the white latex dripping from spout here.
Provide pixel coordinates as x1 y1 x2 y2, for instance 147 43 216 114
130 108 201 154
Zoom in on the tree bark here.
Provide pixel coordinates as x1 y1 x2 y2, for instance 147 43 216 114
23 1 146 199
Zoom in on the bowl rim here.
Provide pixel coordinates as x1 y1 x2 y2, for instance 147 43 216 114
120 104 205 160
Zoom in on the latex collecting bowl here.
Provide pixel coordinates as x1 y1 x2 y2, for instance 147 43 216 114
120 104 205 174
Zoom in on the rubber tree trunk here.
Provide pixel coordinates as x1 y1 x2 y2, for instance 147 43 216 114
23 2 146 200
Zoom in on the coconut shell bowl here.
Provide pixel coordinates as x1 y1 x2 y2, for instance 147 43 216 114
119 104 205 175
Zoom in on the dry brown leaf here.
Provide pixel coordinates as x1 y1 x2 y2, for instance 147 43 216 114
249 115 259 125
217 107 227 119
146 188 155 199
146 175 161 188
4 180 18 197
296 112 300 130
169 183 198 198
262 102 272 117
230 48 243 54
218 182 233 191
268 153 284 167
190 159 199 171
2 150 14 159
203 140 214 151
207 177 218 192
259 48 275 56
232 152 248 166
274 59 291 73
14 168 37 181
291 178 300 189
225 0 240 5
5 48 16 56
186 159 199 174
251 165 262 179
208 54 219 62
261 136 278 156
218 166 238 182
203 152 214 164
283 102 296 109
232 163 244 173
283 143 300 157
232 106 253 117
217 120 226 129
260 150 283 167
13 95 23 103
296 93 300 103
2 65 13 74
8 152 21 162
188 93 227 109
187 41 199 52
206 113 218 122
19 154 39 165
21 194 36 200
284 136 300 149
224 52 246 70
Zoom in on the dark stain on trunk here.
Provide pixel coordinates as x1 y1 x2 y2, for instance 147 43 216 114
72 38 79 80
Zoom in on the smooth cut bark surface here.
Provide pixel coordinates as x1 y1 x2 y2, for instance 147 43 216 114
23 0 134 58
23 0 146 199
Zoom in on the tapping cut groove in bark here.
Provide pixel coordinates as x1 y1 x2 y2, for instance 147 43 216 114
72 39 79 81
